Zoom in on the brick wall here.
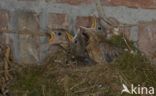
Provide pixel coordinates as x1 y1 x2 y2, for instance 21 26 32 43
0 0 156 63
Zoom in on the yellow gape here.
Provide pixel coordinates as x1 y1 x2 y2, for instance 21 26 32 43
91 17 97 29
65 32 74 43
48 32 55 44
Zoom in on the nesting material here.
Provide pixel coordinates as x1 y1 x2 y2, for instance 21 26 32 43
8 34 156 96
0 43 15 96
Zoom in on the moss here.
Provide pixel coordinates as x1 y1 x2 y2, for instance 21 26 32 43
10 65 64 96
107 35 156 95
9 35 156 96
105 35 137 51
114 52 156 88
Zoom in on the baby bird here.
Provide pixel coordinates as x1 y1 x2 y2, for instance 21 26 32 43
90 16 120 39
73 26 121 64
47 28 73 49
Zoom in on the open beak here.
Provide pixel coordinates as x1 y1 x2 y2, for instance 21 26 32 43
48 32 55 44
91 17 97 28
66 32 74 43
79 26 93 37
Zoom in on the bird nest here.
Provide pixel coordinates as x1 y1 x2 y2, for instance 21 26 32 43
8 36 156 96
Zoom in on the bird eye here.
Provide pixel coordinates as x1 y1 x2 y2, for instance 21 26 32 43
57 32 62 36
74 40 78 44
98 26 102 30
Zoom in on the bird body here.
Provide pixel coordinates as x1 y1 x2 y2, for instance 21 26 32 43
86 41 121 64
73 26 121 64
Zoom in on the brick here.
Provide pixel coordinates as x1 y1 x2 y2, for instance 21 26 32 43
102 0 156 9
119 26 131 40
75 16 96 29
0 9 9 32
18 0 37 1
48 13 68 30
138 21 156 62
17 11 39 32
46 0 92 5
17 11 40 64
0 9 9 44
